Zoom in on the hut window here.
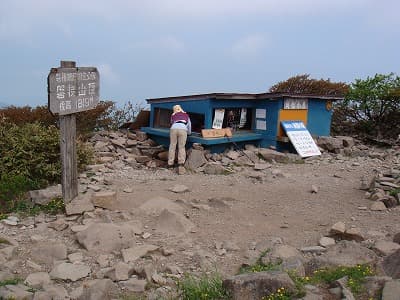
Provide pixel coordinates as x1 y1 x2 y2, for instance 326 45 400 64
213 108 252 131
153 108 171 128
284 98 308 109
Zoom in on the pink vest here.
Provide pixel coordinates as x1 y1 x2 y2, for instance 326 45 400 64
171 112 189 124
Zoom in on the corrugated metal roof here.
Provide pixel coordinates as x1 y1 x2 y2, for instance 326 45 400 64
146 92 343 103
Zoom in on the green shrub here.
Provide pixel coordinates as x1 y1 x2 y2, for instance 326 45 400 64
0 174 39 213
0 121 61 186
311 264 374 295
0 119 93 213
177 273 229 300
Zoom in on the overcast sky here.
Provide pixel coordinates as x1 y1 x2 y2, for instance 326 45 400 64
1 0 399 107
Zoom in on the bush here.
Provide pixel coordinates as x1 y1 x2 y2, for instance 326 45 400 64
0 120 61 186
0 119 94 213
0 100 145 138
0 174 39 213
177 273 229 300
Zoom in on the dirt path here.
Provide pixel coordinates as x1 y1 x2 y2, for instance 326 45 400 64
104 153 400 275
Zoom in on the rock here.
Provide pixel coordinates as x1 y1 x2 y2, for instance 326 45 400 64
381 196 398 208
47 219 68 231
33 284 69 300
119 278 147 292
334 276 355 300
74 279 117 300
185 149 208 170
26 260 43 272
156 209 195 235
87 184 102 192
0 283 34 300
136 131 148 142
280 257 305 277
336 136 355 148
65 193 95 215
2 217 18 226
104 262 132 281
24 272 51 288
306 241 378 273
223 271 295 300
363 276 392 299
76 223 137 254
0 233 18 246
121 245 159 263
169 184 189 193
393 233 400 244
317 136 343 153
152 273 167 285
203 162 228 175
310 185 318 193
258 148 289 163
262 245 302 266
139 196 183 214
371 201 387 211
344 227 365 242
382 280 400 300
253 163 271 170
319 237 335 247
374 240 400 256
50 263 90 282
226 150 240 160
135 156 152 163
300 246 326 254
330 222 346 235
91 191 117 210
382 249 400 278
30 242 68 264
68 252 84 263
29 185 62 205
96 255 110 268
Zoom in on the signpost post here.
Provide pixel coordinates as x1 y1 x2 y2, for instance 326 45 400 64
48 61 100 202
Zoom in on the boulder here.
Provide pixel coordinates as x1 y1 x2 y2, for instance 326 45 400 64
382 249 400 278
156 209 195 235
185 149 208 170
119 278 147 292
24 272 51 288
203 163 229 175
50 263 90 282
121 245 160 263
169 184 190 193
258 148 288 163
305 241 378 274
91 191 117 210
30 242 68 264
33 284 69 300
73 279 117 300
382 280 400 300
29 185 62 205
76 223 136 254
0 284 34 300
65 192 95 215
374 240 400 256
223 271 295 300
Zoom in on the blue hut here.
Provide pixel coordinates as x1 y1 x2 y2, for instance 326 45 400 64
141 92 341 153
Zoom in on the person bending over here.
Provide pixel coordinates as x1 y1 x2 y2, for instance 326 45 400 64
168 105 191 168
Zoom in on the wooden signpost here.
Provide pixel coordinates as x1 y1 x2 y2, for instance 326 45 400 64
48 61 100 202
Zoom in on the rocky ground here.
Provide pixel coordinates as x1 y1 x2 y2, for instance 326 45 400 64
1 131 400 299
